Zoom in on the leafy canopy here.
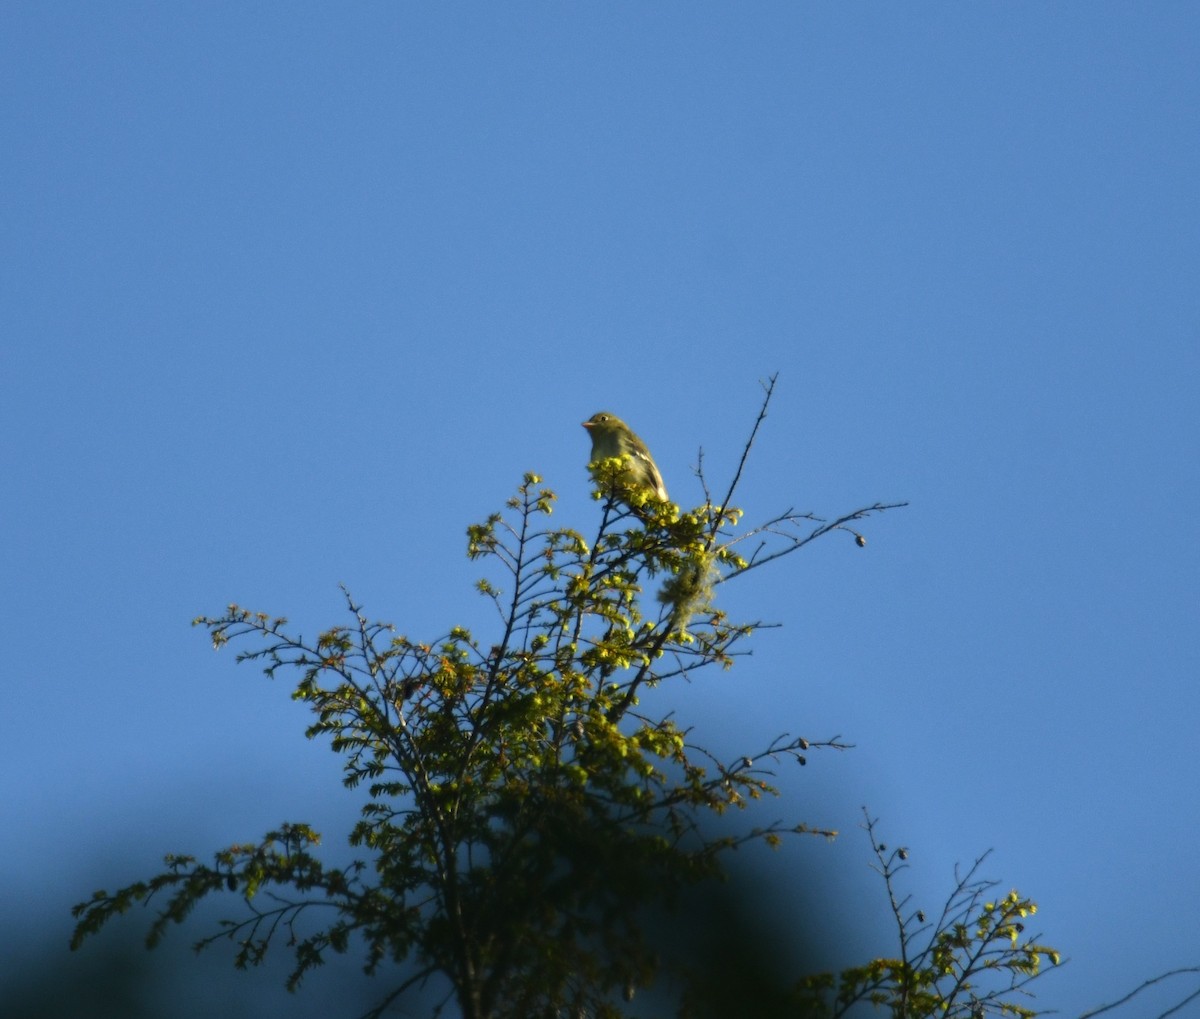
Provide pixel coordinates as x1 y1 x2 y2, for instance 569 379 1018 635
76 382 1064 1019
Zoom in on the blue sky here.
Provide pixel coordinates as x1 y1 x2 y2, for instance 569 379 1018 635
3 4 1198 1015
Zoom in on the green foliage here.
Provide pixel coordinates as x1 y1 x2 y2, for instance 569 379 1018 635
81 382 1063 1019
72 434 901 1019
69 426 1067 1019
793 813 1060 1018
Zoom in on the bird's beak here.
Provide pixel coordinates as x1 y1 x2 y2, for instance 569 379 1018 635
581 420 593 429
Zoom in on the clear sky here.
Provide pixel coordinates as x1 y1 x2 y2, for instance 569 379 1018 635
3 4 1198 1016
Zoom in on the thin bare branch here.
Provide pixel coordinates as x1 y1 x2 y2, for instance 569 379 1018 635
1078 967 1200 1019
716 372 778 532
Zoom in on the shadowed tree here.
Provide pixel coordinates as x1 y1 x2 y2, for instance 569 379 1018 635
68 379 1065 1018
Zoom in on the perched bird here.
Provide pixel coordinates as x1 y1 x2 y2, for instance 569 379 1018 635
581 412 669 504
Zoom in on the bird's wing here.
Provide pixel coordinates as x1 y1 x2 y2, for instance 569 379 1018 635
632 446 668 501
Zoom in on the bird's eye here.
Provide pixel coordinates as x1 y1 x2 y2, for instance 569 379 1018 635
598 415 608 423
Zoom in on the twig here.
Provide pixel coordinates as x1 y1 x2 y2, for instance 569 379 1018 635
716 372 778 533
1078 967 1200 1019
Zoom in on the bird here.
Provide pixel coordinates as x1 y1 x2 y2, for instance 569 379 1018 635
581 412 669 504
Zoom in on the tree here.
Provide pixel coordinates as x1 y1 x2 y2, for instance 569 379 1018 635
795 812 1059 1019
72 379 1062 1018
